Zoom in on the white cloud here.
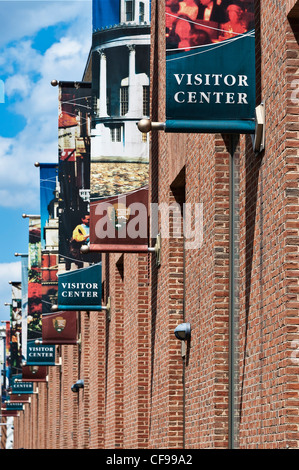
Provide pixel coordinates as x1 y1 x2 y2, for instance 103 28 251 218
0 40 43 76
0 1 92 323
0 0 92 48
0 0 92 209
0 262 21 283
0 262 22 320
0 189 39 209
5 74 32 99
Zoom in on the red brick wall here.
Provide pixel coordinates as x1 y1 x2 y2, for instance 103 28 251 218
89 308 106 449
284 10 299 448
123 253 150 448
149 0 231 449
236 2 299 449
77 312 90 448
104 253 124 448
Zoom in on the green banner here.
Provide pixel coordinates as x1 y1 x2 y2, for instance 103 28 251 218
57 263 102 310
6 402 24 411
26 340 55 366
11 375 34 394
165 0 255 133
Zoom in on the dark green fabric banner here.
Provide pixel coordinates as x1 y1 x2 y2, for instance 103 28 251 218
165 0 255 133
11 375 34 394
26 340 55 366
6 402 24 411
57 262 102 310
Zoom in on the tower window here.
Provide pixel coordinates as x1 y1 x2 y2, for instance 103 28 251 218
143 85 150 116
107 88 111 116
120 86 129 115
125 0 134 21
139 2 145 22
110 126 122 142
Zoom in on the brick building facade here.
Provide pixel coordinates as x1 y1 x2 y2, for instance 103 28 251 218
2 0 299 450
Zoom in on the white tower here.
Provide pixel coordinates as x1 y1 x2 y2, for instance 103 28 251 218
90 0 151 163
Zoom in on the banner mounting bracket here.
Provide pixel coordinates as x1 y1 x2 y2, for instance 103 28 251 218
253 102 265 154
148 234 161 267
101 297 111 321
138 119 165 133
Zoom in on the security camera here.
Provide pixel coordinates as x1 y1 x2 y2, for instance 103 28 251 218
174 322 191 341
71 379 84 393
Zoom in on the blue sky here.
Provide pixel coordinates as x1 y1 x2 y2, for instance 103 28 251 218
0 0 92 321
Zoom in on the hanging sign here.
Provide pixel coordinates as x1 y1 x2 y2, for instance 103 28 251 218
26 340 56 366
57 81 101 270
89 187 149 252
21 365 48 382
57 263 102 310
39 163 59 314
9 394 31 403
42 311 78 345
42 252 58 315
21 255 28 364
6 402 24 411
89 0 150 255
165 0 255 133
27 217 42 341
1 410 19 417
10 283 22 377
11 375 34 394
40 163 59 251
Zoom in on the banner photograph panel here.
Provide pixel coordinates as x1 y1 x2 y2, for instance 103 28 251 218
10 284 22 377
90 0 151 252
42 311 78 345
40 164 59 315
58 82 100 269
90 187 149 252
28 218 42 340
165 0 255 127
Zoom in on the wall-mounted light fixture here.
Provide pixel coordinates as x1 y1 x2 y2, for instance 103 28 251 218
71 379 84 393
174 322 191 341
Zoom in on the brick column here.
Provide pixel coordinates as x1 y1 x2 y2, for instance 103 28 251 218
123 253 150 448
104 253 124 448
